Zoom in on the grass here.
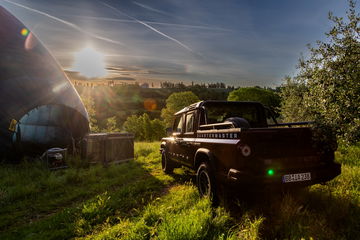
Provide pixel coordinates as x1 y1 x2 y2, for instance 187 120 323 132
0 142 359 239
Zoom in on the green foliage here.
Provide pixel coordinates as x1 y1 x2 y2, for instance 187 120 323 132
80 93 122 133
161 91 200 127
235 214 264 240
280 0 360 143
228 87 281 114
122 115 144 140
336 142 360 166
80 94 100 133
76 85 229 132
279 76 311 122
150 118 167 140
103 116 121 132
123 114 166 141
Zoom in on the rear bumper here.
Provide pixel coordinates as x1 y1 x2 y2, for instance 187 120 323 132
225 162 341 189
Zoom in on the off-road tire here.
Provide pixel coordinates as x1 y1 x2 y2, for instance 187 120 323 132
196 162 218 204
161 151 174 174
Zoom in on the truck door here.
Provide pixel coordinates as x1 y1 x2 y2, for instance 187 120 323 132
168 114 185 163
180 111 197 167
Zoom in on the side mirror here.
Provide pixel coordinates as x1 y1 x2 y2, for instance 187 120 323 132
166 127 173 136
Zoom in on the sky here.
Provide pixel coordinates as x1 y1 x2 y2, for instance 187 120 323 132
0 0 351 87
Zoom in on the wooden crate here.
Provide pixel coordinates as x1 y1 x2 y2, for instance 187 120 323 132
81 133 134 165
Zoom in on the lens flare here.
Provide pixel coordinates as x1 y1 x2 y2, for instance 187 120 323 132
20 28 29 36
144 98 157 111
24 32 38 50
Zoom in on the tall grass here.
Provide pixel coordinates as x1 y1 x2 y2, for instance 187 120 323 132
0 142 359 239
81 185 237 240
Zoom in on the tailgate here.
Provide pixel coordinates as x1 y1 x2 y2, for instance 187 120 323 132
239 127 332 169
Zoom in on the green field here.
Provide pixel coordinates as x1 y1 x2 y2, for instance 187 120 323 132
0 142 359 240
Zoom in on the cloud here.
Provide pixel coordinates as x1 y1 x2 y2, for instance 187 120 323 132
64 70 90 80
106 76 135 81
106 66 141 72
4 0 125 46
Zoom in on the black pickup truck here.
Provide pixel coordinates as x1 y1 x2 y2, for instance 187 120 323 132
160 100 341 199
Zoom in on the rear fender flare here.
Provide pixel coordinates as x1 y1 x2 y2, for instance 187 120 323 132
194 148 216 170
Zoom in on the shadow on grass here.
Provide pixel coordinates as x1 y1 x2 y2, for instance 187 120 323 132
0 154 170 240
219 185 360 240
162 162 359 240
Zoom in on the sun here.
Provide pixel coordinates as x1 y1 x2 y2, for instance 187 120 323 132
72 46 107 78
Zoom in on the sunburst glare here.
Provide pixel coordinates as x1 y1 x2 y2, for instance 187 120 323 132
72 46 107 78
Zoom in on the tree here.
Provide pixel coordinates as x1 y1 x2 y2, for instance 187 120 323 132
279 76 311 122
123 113 166 141
161 91 200 127
281 0 360 143
80 94 100 132
149 118 166 141
123 115 144 140
228 87 281 114
103 116 120 132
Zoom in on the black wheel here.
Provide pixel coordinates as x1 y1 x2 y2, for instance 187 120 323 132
161 151 174 174
196 162 218 204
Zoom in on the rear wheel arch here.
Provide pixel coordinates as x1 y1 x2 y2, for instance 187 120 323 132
195 153 219 204
194 148 216 170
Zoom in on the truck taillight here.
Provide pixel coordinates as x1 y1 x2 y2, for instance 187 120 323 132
238 144 251 157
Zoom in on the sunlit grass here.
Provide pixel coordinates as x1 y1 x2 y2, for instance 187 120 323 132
81 185 237 240
0 142 359 239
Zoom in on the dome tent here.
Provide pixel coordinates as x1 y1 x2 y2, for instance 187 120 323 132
0 7 89 158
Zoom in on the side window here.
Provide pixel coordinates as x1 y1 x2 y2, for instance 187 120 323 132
185 112 195 133
199 109 206 125
265 108 276 125
173 115 184 133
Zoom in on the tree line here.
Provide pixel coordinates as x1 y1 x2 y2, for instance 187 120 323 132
160 81 234 90
80 0 359 144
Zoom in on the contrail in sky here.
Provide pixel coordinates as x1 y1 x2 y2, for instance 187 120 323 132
132 1 171 17
73 15 232 32
3 0 125 46
101 1 195 53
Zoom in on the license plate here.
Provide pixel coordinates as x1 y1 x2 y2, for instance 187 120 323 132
282 172 311 183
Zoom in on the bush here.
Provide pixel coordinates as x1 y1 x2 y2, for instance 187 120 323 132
161 91 200 127
123 114 166 141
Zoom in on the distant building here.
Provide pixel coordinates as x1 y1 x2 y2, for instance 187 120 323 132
140 82 149 88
